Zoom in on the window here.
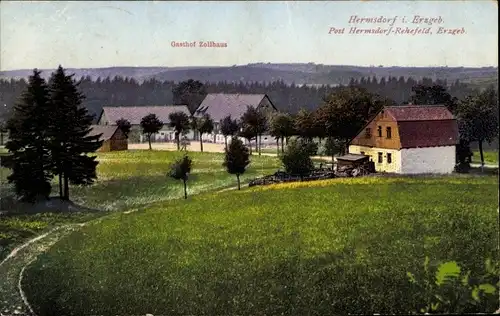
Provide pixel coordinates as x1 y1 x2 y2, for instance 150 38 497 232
365 128 371 138
378 152 383 163
386 127 392 139
387 153 392 164
377 126 382 137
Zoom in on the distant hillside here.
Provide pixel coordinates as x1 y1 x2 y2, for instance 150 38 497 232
1 64 497 86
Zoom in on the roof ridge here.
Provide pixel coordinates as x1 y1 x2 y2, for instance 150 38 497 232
206 93 265 96
103 105 188 108
387 105 447 108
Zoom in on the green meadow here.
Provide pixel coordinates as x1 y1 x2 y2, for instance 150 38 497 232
0 150 280 260
22 174 498 315
472 150 498 165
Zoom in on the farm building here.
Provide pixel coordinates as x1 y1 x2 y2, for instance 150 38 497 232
336 154 370 168
97 105 194 142
348 105 459 174
193 93 278 144
88 125 128 152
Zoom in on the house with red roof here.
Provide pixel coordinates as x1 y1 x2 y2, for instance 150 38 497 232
97 105 193 142
348 105 459 174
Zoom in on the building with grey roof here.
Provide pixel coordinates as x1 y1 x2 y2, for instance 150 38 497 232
194 93 279 145
97 105 194 143
194 93 278 123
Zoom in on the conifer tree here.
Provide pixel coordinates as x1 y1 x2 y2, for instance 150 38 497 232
5 69 53 202
47 66 102 200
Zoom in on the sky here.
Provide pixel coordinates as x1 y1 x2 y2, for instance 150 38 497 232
0 1 498 70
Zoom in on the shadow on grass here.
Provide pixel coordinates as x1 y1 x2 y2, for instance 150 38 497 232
70 171 264 211
0 196 102 216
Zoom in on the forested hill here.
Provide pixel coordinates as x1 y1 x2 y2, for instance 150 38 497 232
0 75 485 119
1 63 497 86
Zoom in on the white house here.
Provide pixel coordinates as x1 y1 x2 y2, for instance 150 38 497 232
348 105 459 174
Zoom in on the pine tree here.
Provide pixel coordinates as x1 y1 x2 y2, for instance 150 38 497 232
47 65 103 200
5 69 53 202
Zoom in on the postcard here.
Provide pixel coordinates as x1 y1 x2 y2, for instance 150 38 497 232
0 1 498 315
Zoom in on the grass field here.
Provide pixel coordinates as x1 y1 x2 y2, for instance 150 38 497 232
23 175 498 315
472 150 498 165
0 150 280 261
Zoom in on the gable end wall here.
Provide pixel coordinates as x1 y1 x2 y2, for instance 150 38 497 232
98 112 109 125
400 146 456 174
350 109 401 150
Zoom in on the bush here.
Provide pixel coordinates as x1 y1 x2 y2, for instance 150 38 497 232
407 257 499 313
280 138 314 178
303 140 318 156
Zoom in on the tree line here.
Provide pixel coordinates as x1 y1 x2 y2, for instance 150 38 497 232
83 80 500 172
0 74 482 119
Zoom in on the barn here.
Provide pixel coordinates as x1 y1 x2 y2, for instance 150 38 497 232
96 105 193 143
193 93 278 144
88 125 128 152
348 105 459 174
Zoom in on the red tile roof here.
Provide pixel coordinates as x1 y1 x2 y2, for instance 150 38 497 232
350 105 459 149
385 105 455 121
386 106 458 148
100 105 190 125
397 119 459 148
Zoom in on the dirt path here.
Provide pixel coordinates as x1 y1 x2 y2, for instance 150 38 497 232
129 142 227 153
0 224 85 316
0 182 246 316
128 143 334 162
